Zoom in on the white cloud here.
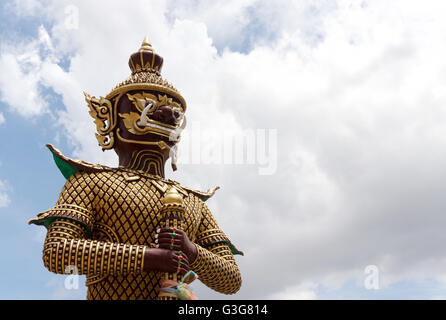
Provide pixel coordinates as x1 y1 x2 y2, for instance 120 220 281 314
0 112 5 124
166 0 257 51
0 179 11 208
268 282 318 300
44 276 87 300
0 32 49 117
5 0 446 299
10 0 44 16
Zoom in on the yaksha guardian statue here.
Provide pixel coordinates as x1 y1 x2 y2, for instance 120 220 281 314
29 38 243 300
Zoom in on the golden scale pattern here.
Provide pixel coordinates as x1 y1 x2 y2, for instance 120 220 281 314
33 170 241 299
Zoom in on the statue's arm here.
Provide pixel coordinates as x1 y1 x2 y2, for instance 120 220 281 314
190 203 242 295
191 242 242 295
33 172 184 276
43 218 187 276
42 218 147 275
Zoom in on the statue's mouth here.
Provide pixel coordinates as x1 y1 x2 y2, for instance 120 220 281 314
137 102 186 139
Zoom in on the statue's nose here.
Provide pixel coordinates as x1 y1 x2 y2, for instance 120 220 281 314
151 105 179 125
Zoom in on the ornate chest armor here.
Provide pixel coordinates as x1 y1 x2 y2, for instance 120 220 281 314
30 146 242 299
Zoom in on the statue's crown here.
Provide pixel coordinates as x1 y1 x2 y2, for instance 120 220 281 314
128 37 164 74
107 37 186 109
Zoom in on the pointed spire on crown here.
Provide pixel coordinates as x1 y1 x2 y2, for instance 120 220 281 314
140 36 153 52
128 36 163 74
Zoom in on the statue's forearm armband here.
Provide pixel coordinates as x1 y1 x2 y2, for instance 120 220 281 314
43 219 146 276
191 243 242 295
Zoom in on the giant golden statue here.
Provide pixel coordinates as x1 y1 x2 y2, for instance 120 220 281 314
29 38 243 300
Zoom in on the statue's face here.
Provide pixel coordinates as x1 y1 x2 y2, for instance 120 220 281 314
85 39 187 162
115 90 186 146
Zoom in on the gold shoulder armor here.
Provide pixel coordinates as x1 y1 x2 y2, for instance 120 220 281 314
46 144 112 180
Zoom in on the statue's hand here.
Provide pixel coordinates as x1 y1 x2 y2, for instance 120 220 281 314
156 227 198 263
143 248 190 275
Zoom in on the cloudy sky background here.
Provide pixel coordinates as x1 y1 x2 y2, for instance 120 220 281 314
1 0 446 299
